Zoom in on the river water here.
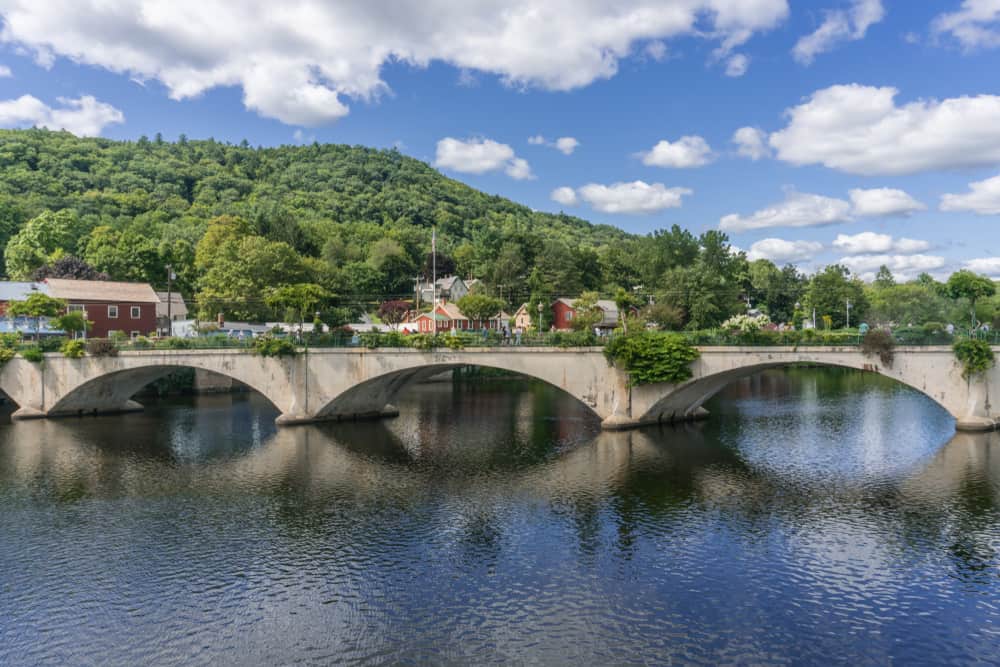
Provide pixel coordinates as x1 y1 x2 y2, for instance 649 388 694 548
1 369 998 665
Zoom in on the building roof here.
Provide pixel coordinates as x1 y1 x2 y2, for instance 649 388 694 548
0 281 48 302
155 291 189 315
436 275 464 290
438 302 468 320
513 302 529 316
46 278 159 303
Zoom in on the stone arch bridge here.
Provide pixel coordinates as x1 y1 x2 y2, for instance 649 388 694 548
0 346 995 431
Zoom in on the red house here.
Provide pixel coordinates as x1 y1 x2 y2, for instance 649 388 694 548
551 297 621 332
413 301 470 333
46 278 159 338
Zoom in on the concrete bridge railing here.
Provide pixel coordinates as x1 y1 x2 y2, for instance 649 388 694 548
0 346 995 431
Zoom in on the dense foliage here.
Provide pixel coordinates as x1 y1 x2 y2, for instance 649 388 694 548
60 339 86 358
2 130 1000 337
252 335 298 357
953 339 995 379
604 332 700 386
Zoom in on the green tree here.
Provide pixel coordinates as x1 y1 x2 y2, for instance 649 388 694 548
456 293 505 327
51 310 91 338
265 283 330 334
7 292 66 340
945 270 996 328
804 264 869 329
613 287 641 334
4 210 84 279
570 291 604 332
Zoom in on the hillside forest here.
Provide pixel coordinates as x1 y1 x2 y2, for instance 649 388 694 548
0 129 996 331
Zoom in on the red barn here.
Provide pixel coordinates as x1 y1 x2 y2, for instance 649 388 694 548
46 278 159 339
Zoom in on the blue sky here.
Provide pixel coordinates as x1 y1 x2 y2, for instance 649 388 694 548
0 1 998 280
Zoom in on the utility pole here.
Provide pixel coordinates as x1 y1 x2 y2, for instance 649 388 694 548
165 264 174 337
432 228 437 336
413 275 422 311
846 298 852 329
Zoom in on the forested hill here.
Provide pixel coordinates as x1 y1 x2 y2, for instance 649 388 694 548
0 129 634 308
0 128 759 329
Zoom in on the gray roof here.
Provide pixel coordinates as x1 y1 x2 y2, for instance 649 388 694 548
0 281 48 302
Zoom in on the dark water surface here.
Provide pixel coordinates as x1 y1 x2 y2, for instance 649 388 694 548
1 369 999 665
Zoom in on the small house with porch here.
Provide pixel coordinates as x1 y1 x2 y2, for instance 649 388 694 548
413 301 470 333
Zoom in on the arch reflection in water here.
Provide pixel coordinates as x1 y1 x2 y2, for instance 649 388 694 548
1 369 999 665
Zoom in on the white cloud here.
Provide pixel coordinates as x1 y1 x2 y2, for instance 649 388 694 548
933 0 1000 50
554 136 579 155
640 135 713 168
0 0 790 126
577 180 692 214
964 257 1000 278
747 238 823 263
793 0 885 65
0 94 123 136
832 232 930 255
434 137 531 179
720 190 851 232
725 53 749 77
769 84 1000 175
0 65 10 78
848 187 925 217
840 254 946 281
940 173 1000 215
551 186 579 206
505 157 534 180
732 126 770 160
529 135 579 155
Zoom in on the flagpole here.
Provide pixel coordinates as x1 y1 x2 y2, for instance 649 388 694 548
432 228 437 336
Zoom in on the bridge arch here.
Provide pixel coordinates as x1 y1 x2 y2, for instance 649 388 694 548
634 357 960 426
310 360 610 423
43 365 285 417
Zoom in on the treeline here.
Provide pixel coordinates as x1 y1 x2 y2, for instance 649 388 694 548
0 129 995 330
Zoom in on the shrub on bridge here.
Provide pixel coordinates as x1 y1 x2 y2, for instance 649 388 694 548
358 332 382 349
406 333 439 350
131 336 151 350
441 334 466 350
860 328 895 367
953 338 995 379
252 334 297 357
157 337 194 350
548 330 598 348
86 338 118 357
20 346 44 363
60 339 85 358
604 331 700 386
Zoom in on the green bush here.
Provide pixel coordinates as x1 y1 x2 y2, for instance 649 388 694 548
380 331 407 347
549 330 598 348
157 336 193 350
86 338 118 357
358 332 381 349
406 333 439 350
20 346 44 363
0 347 15 364
860 328 895 367
441 334 466 350
109 330 127 345
131 335 151 349
605 331 700 386
38 336 67 352
953 338 995 378
923 321 944 334
60 339 86 358
253 335 297 357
